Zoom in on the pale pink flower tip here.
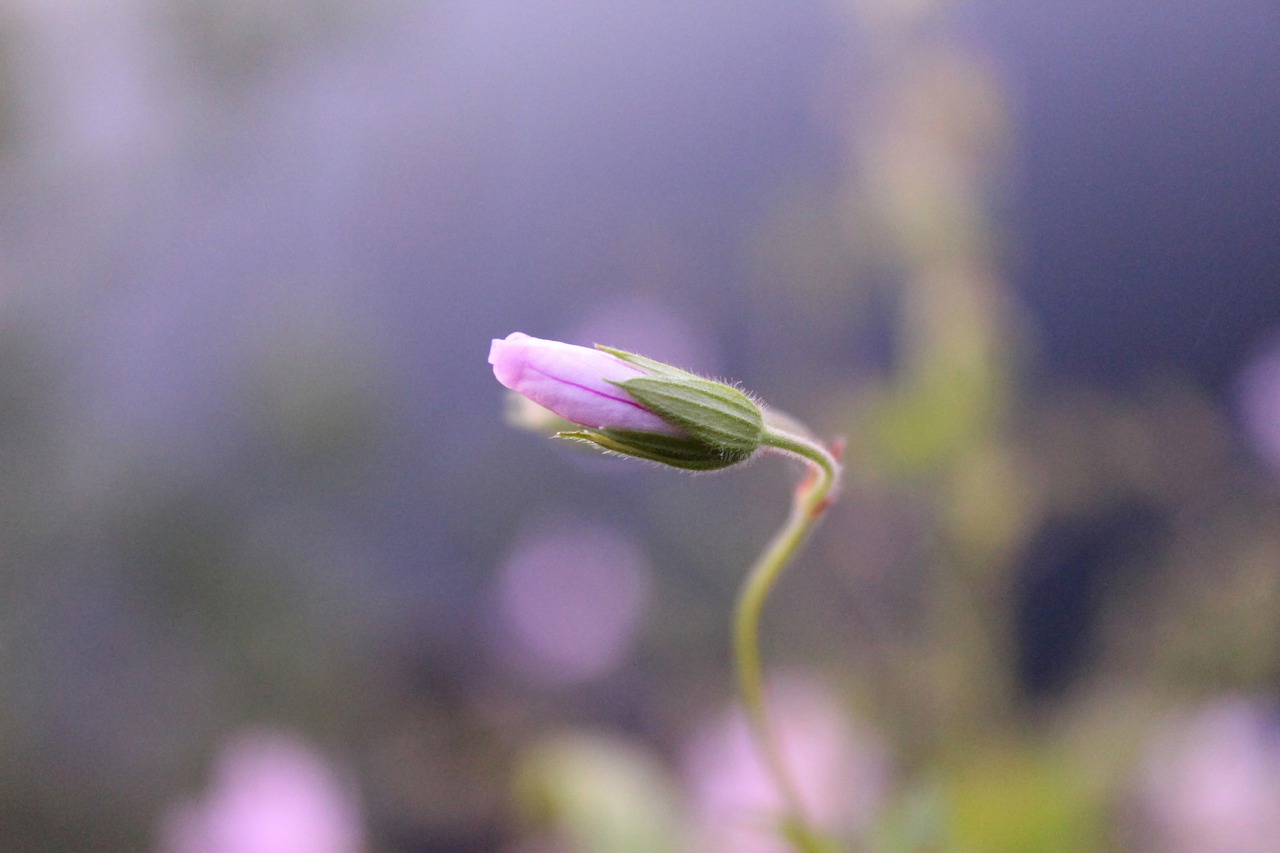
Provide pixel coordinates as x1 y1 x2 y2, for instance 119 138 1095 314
488 332 681 435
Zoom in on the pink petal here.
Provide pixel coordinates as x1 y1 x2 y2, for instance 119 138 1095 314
489 333 680 434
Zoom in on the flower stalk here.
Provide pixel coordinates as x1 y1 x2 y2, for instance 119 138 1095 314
734 418 842 853
490 333 843 851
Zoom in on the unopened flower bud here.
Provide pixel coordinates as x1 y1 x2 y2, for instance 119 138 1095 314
489 332 763 470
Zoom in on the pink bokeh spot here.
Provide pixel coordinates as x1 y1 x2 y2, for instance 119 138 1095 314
1135 698 1280 853
681 673 888 852
492 519 652 684
1236 332 1280 477
157 730 364 853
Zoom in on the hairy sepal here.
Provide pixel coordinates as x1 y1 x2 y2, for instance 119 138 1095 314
556 429 751 471
614 376 763 455
594 345 702 381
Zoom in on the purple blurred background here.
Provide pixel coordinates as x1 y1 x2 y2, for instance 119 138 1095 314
2 1 1279 851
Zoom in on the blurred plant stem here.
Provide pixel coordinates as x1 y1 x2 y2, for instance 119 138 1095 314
734 420 843 853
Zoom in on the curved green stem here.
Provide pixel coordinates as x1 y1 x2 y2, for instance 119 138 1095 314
733 422 842 853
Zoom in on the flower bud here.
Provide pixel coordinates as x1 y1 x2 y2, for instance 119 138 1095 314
489 332 763 470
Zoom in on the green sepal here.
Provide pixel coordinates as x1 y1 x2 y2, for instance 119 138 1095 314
556 430 751 471
594 345 701 381
613 376 763 454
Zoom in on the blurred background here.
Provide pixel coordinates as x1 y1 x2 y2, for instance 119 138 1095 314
2 1 1279 851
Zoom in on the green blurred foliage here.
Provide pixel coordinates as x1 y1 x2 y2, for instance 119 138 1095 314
513 733 685 853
